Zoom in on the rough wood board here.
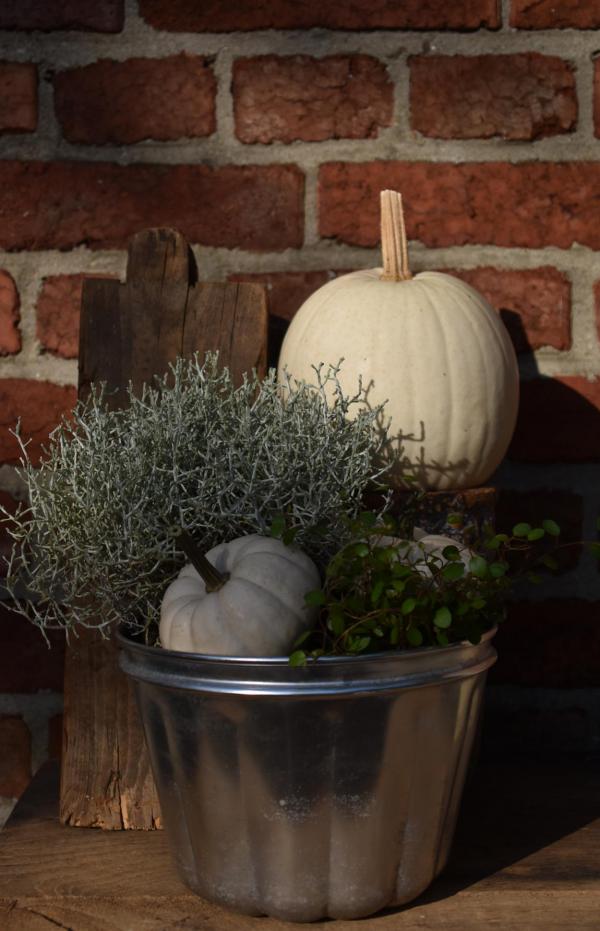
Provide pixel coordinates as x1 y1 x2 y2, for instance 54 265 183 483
3 758 600 929
61 228 268 831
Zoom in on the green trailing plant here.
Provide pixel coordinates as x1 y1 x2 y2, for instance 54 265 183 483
0 354 388 638
284 510 564 665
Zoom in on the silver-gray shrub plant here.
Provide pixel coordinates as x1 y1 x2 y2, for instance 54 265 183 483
1 353 388 638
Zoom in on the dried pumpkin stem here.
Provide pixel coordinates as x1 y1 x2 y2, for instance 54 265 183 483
178 531 229 592
380 189 412 282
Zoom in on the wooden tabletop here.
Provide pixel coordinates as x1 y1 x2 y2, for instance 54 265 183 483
1 754 600 930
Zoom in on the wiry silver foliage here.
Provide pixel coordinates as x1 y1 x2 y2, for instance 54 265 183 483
1 354 387 637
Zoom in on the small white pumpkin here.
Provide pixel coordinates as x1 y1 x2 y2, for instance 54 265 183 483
389 528 472 578
277 190 519 490
160 533 321 656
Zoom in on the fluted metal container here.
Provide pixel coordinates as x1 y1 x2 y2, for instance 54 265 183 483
118 629 496 922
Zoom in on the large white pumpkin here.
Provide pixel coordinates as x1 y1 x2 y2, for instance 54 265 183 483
160 533 320 656
277 191 519 490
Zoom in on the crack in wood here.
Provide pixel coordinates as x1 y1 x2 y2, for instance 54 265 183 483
22 906 75 931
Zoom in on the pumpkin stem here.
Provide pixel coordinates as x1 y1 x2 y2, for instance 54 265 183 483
177 531 229 592
380 190 412 282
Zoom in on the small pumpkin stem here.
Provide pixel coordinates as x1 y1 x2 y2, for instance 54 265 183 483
178 531 228 592
380 190 412 282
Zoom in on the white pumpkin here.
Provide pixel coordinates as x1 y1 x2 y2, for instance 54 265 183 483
277 190 519 490
386 528 472 578
160 533 321 656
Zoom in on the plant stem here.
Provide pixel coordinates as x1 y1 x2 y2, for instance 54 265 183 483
178 531 229 592
380 189 412 282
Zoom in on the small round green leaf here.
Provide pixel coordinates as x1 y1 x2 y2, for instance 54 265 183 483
442 562 465 582
407 627 424 647
434 606 452 629
327 605 345 636
370 579 385 605
401 597 417 615
527 528 545 542
469 556 488 578
512 522 531 538
289 650 307 667
543 519 561 537
270 515 286 538
352 636 371 653
442 545 460 561
353 542 369 558
489 561 508 578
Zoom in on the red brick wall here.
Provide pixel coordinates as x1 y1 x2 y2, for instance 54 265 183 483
2 0 600 814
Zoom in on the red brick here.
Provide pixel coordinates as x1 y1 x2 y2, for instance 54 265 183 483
491 601 600 687
48 714 63 761
0 716 31 798
55 55 216 145
511 0 600 29
510 377 600 461
319 162 600 250
0 161 304 252
0 62 37 134
0 379 77 465
495 488 583 571
233 55 392 144
0 1 124 32
36 275 86 358
0 604 65 690
447 267 571 352
0 271 21 355
140 0 500 31
410 54 576 140
36 275 79 358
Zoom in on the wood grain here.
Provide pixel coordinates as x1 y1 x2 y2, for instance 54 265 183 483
61 228 268 830
4 758 600 929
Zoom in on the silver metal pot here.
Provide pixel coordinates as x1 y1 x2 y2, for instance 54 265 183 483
118 628 496 922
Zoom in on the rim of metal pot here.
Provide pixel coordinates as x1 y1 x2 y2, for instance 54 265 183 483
117 624 497 698
117 623 496 666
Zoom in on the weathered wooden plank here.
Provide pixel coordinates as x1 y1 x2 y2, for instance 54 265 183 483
182 280 268 381
4 760 600 930
61 629 134 830
121 228 193 394
4 890 600 931
60 228 268 830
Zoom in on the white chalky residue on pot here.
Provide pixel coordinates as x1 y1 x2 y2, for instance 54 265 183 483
336 793 375 818
263 795 316 822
